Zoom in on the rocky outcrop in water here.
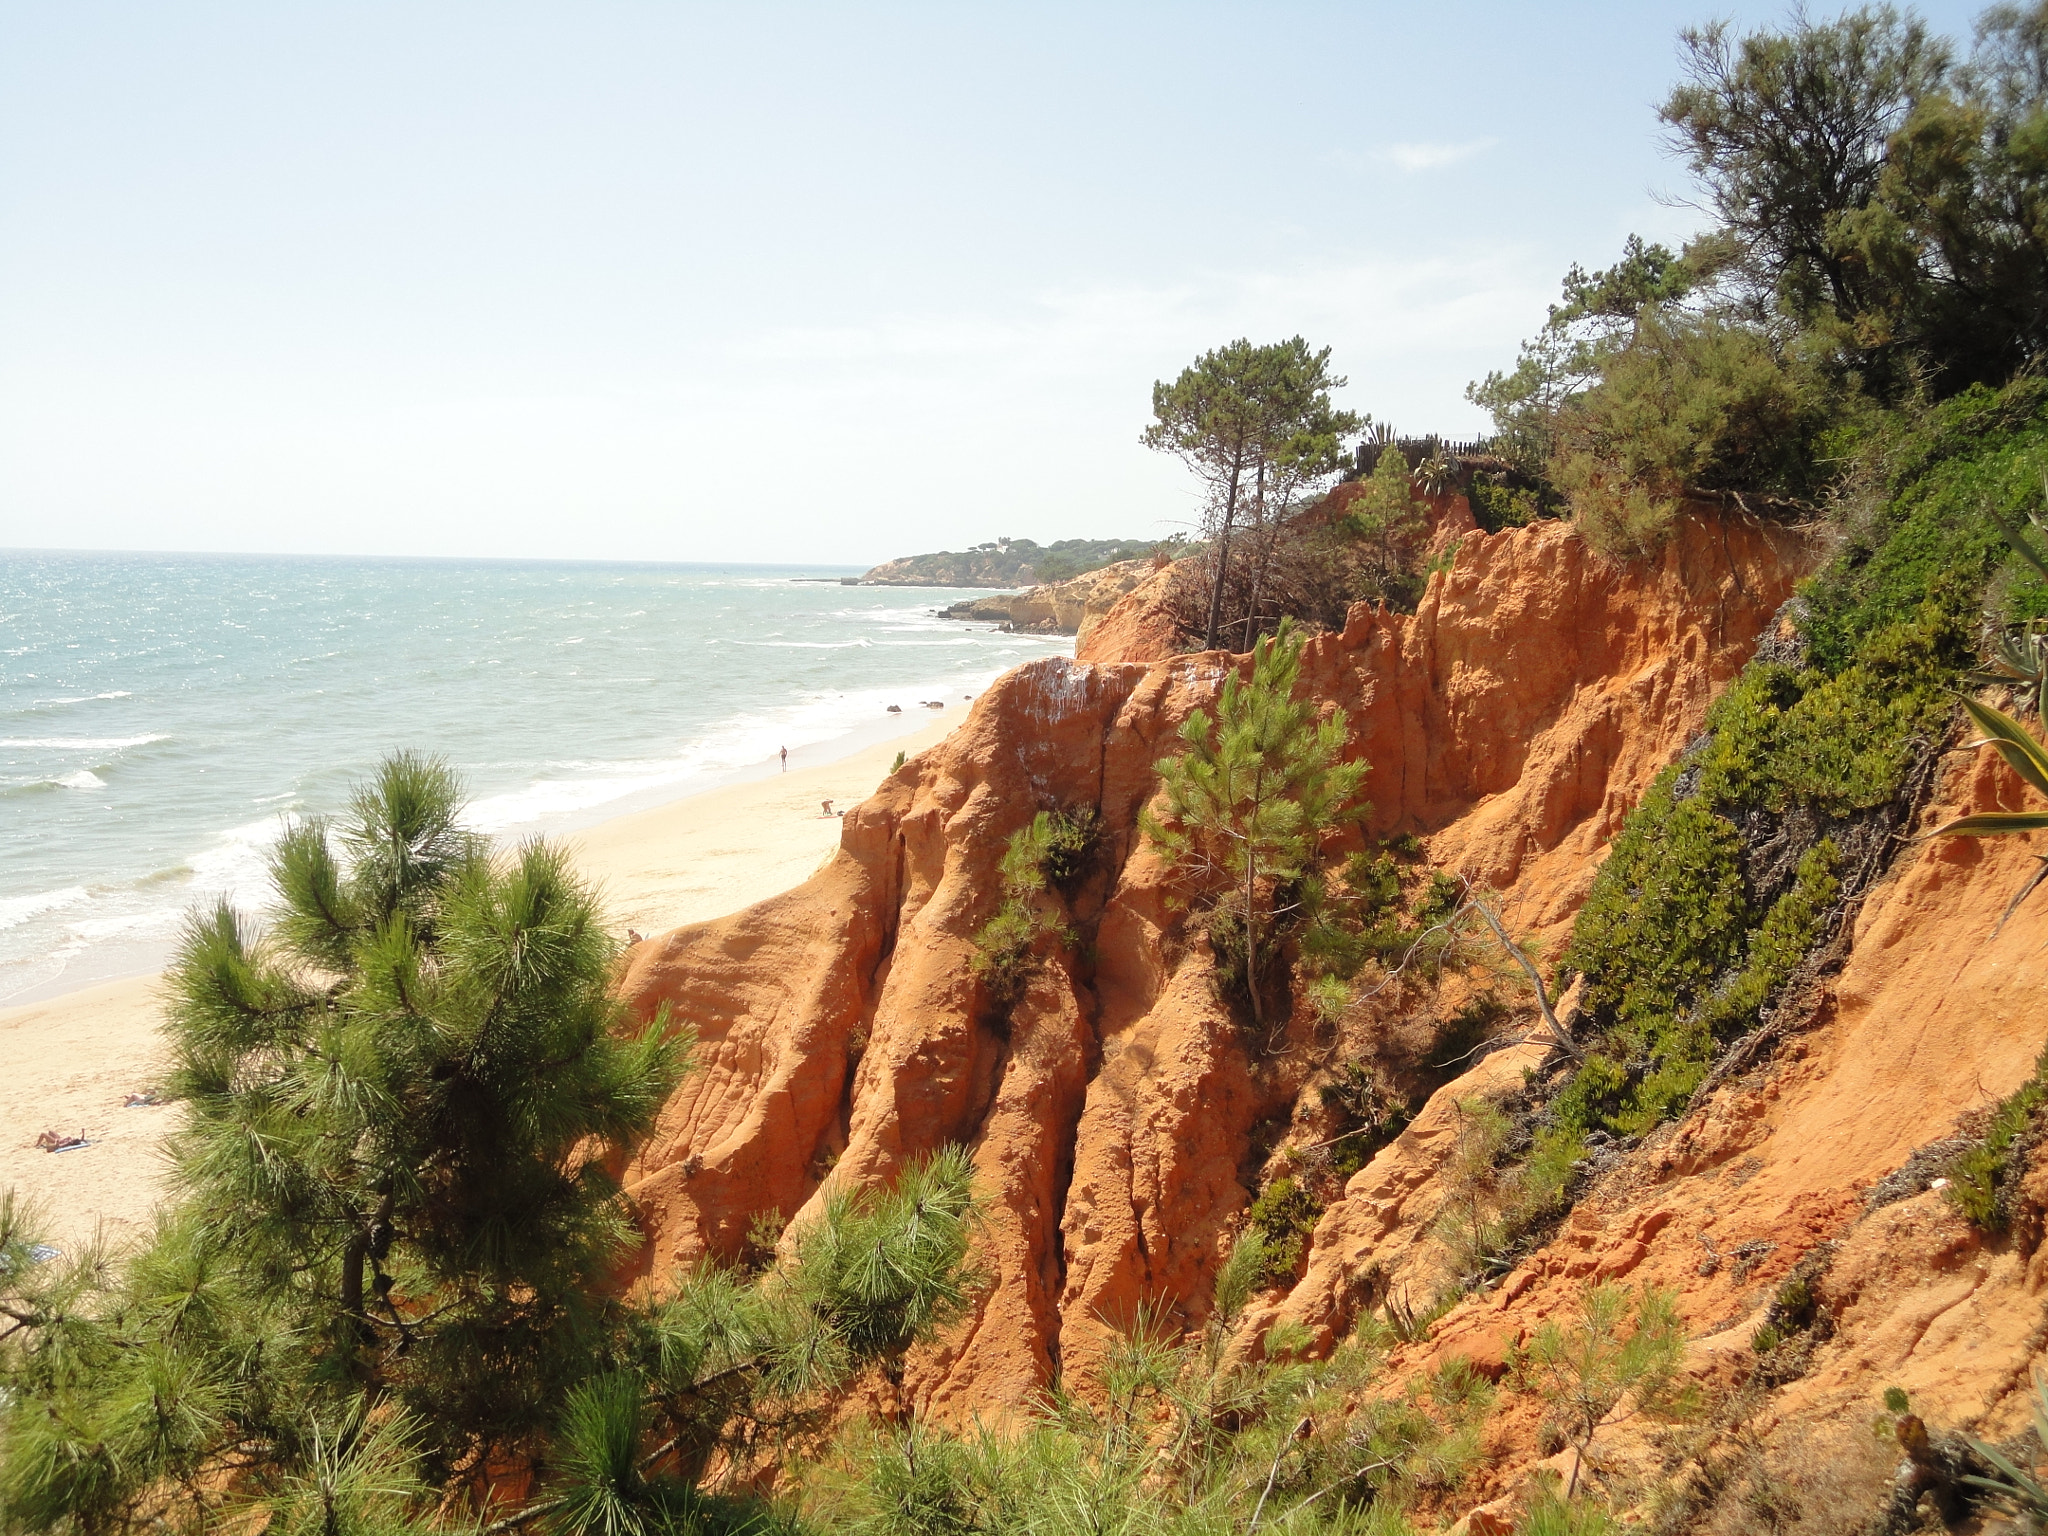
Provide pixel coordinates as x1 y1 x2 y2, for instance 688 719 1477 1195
936 558 1166 648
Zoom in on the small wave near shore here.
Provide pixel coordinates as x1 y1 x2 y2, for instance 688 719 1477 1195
1 553 1057 1004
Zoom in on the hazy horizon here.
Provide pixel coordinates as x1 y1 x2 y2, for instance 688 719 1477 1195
1 1 1986 565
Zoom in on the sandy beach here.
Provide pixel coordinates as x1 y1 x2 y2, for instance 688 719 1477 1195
0 719 951 1254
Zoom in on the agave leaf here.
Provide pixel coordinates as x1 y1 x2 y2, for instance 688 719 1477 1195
1933 811 2048 837
1961 1433 2048 1515
1991 500 2048 585
1959 696 2048 799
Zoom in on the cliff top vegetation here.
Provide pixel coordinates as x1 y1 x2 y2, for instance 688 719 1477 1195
10 3 2048 1534
859 536 1172 588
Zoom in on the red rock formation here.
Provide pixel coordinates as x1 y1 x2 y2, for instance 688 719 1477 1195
1308 740 2048 1514
616 509 1814 1420
1075 562 1187 664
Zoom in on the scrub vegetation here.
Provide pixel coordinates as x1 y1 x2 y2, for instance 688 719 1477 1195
11 4 2048 1533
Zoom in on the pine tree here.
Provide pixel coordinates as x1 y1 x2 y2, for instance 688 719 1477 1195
0 754 981 1536
1143 623 1368 1026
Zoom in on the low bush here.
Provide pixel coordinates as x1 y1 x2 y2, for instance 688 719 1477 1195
1552 313 1837 555
970 807 1096 1004
1946 1041 2048 1230
1246 1175 1323 1285
1467 470 1557 533
1551 381 2048 1143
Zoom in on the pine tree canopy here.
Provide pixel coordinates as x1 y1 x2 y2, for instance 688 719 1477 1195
1144 622 1369 1025
0 754 981 1536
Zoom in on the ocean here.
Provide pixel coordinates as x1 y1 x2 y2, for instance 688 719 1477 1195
0 552 1064 1004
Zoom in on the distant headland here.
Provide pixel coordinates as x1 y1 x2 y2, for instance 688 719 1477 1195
850 535 1167 587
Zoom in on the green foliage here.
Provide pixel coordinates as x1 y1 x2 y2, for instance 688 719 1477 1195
1556 823 1840 1138
1245 1177 1322 1286
0 755 986 1536
1467 235 1703 475
1662 7 2048 394
1145 621 1368 1026
1550 390 2048 1143
1806 383 2048 667
1945 1039 2048 1229
1700 841 1840 1039
1516 1283 1694 1498
132 752 683 1472
1551 312 1836 555
809 1228 1468 1536
1696 617 1960 818
1145 337 1364 649
1343 448 1430 604
1466 471 1555 533
1434 1100 1586 1287
1564 779 1752 1033
970 808 1095 1004
1516 1478 1623 1536
892 750 907 773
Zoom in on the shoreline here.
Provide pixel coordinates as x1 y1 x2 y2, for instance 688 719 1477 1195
0 716 955 1252
2 702 971 1009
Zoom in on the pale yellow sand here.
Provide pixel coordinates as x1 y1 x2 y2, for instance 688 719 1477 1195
0 721 950 1255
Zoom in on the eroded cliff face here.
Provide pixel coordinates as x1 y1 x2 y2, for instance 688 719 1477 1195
1318 741 2048 1521
937 557 1163 646
615 509 1816 1433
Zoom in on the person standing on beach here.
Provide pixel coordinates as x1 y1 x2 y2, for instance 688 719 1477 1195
780 745 787 771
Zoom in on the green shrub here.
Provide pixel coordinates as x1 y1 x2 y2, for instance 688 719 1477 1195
1565 779 1752 1031
971 807 1096 1003
1699 840 1841 1037
1551 384 2048 1146
1435 1101 1584 1283
1246 1175 1322 1284
1467 471 1554 533
1803 380 2048 670
1554 836 1839 1138
1695 607 1965 816
1551 313 1836 555
1946 1040 2048 1230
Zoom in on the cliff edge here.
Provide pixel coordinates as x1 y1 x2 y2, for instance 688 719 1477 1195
616 511 1814 1425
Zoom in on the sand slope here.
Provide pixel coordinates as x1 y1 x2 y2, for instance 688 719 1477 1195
0 721 950 1254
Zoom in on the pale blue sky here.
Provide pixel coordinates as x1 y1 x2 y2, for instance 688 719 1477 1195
0 2 1987 563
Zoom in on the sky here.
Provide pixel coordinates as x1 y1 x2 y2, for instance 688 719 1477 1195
0 1 1992 565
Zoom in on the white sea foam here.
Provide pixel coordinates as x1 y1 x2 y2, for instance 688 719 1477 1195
0 556 1065 1003
0 734 169 751
736 638 875 649
0 886 90 931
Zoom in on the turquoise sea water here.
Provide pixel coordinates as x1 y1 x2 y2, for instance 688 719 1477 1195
0 552 1062 1003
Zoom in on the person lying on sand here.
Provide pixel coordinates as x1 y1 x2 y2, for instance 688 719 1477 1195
123 1092 161 1108
35 1130 88 1153
626 929 645 945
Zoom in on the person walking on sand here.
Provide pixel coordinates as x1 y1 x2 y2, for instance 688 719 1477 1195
780 746 787 771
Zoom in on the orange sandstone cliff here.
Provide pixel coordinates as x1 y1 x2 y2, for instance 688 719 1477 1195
615 512 1814 1415
615 504 2048 1513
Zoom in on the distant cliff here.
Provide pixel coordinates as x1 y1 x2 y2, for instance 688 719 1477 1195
859 537 1161 587
936 557 1165 646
